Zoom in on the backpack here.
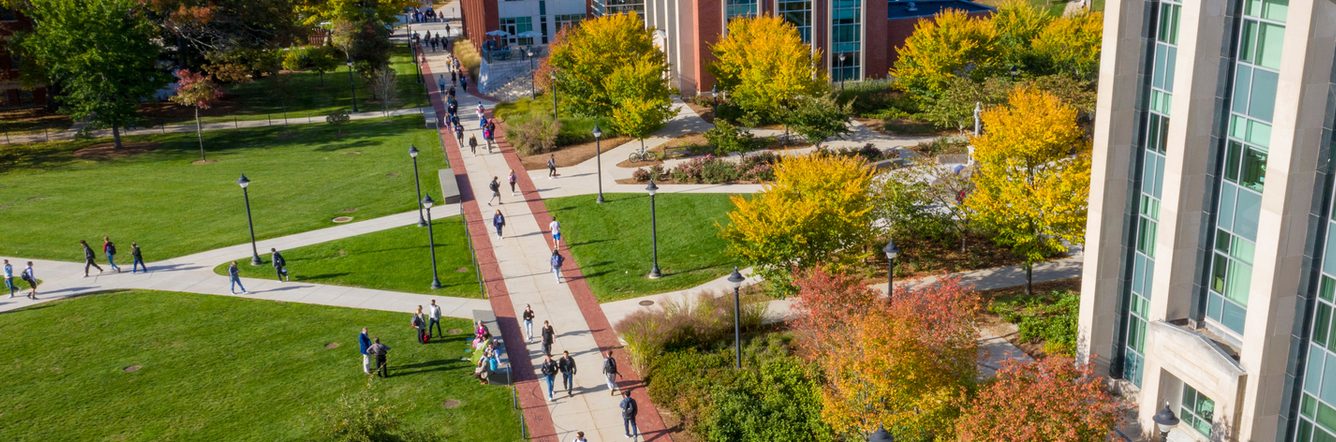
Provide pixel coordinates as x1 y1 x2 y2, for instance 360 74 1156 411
621 398 637 418
106 243 116 255
603 357 617 374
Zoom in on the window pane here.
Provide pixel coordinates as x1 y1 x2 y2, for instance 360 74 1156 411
1258 23 1285 69
1248 68 1278 122
1239 21 1258 64
1232 64 1252 115
1316 304 1331 347
1226 141 1242 182
1308 348 1326 395
1240 147 1267 191
1235 188 1261 240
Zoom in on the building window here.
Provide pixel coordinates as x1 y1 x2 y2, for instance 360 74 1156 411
595 0 645 16
831 0 861 82
499 16 534 44
778 0 812 43
1181 385 1217 437
555 14 583 32
725 0 758 21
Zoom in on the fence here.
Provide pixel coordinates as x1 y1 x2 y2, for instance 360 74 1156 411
1 107 431 145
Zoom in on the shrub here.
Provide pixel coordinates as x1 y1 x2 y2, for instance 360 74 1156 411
615 290 768 371
705 120 756 155
317 383 439 442
989 290 1079 355
509 116 561 155
701 157 741 182
632 164 666 183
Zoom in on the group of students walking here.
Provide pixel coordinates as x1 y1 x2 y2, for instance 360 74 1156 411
225 248 290 295
78 236 145 277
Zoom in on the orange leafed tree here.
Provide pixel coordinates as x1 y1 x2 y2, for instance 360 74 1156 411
794 269 980 441
956 356 1122 441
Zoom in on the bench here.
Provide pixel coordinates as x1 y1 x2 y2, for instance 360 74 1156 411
472 309 512 385
438 168 462 205
423 108 438 128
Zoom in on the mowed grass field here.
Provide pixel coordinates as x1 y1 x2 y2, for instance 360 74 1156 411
0 115 446 261
0 291 522 441
216 215 483 297
543 193 739 302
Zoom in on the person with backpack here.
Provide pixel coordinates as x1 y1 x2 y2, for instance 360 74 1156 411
551 249 564 283
454 123 464 142
547 154 558 178
620 390 639 440
80 240 103 277
492 210 506 238
21 261 37 299
271 248 289 282
522 304 535 342
541 320 555 356
102 236 122 273
368 337 390 378
508 170 518 195
488 176 502 205
540 355 559 401
228 261 246 294
558 350 577 396
603 351 620 395
130 242 147 273
468 135 478 155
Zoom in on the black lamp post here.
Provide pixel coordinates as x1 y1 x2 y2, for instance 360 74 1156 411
593 125 605 203
411 40 422 84
868 424 894 442
646 180 662 279
346 58 359 112
1153 402 1180 441
422 194 443 289
237 174 262 266
728 266 745 369
710 84 719 117
883 239 899 301
838 53 848 92
527 48 537 99
550 71 558 120
409 145 427 227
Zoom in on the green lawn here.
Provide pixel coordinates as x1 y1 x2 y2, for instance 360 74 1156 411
0 115 446 261
544 193 738 302
0 291 522 441
494 96 610 147
215 216 482 297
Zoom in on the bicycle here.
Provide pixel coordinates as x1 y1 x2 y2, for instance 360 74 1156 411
628 149 656 163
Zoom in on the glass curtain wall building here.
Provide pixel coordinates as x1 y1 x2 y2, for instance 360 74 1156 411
777 0 812 43
830 0 861 82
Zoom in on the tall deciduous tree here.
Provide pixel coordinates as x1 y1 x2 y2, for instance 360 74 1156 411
169 69 222 161
606 58 675 154
710 15 827 122
1030 11 1105 81
17 0 165 149
719 154 876 294
965 87 1090 295
991 0 1052 69
795 271 980 441
957 356 1121 442
547 12 669 119
891 9 1000 108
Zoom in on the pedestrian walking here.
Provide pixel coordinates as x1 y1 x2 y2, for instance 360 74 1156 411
541 320 556 356
271 248 289 282
603 351 620 395
549 217 562 248
454 123 464 141
359 328 373 374
570 431 588 442
540 355 559 401
437 75 446 94
369 337 390 377
522 304 535 341
488 176 501 205
21 261 37 299
102 236 122 273
3 259 14 298
412 306 427 344
228 261 247 294
460 75 468 92
492 210 506 238
428 299 443 338
80 240 103 277
550 249 565 283
475 102 485 119
445 22 451 36
450 71 457 86
469 135 478 154
620 390 640 440
508 170 518 195
547 154 558 178
130 242 147 273
558 350 577 396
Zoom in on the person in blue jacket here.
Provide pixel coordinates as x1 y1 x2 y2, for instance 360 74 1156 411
359 328 373 374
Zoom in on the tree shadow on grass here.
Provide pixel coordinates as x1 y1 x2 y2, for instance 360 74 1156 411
294 272 351 280
392 357 467 376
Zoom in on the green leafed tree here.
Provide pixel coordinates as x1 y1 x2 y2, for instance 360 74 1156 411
17 0 165 149
606 58 675 153
547 12 669 119
891 9 1001 109
788 94 851 148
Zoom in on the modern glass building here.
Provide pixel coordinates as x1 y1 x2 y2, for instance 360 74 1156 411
1079 0 1336 439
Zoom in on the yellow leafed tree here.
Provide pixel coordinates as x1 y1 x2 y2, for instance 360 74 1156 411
710 15 827 122
966 87 1090 295
1031 11 1105 80
891 9 1000 106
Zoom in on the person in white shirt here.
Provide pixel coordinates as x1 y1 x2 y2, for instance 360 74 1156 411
428 300 443 338
549 217 561 248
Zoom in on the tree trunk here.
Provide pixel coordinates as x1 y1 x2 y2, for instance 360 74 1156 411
195 106 206 161
1025 262 1034 296
111 125 123 149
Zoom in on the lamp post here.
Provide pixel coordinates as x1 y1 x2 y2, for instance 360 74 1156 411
527 48 537 99
646 180 662 279
550 71 559 120
346 58 359 112
411 40 422 84
710 84 719 117
868 424 894 442
728 267 745 369
1152 402 1180 441
409 145 427 227
422 194 443 289
883 239 899 302
237 174 262 266
593 125 605 203
838 53 847 92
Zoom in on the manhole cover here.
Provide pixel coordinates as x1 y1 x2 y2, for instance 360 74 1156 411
442 399 462 409
122 365 141 373
638 300 654 306
448 328 463 335
325 342 340 349
332 216 354 223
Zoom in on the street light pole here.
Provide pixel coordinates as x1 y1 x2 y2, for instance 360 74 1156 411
883 240 899 302
728 267 745 369
647 180 661 279
1153 402 1180 442
409 145 427 227
594 125 605 203
237 174 262 266
550 71 558 120
423 194 443 289
838 54 847 92
411 40 422 84
527 48 536 99
346 59 359 113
